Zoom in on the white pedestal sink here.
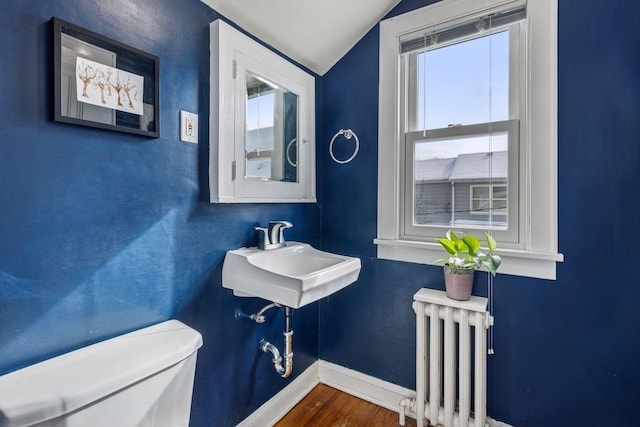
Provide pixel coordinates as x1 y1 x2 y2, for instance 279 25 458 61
222 242 361 308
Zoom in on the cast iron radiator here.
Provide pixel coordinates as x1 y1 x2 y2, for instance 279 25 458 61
401 288 493 427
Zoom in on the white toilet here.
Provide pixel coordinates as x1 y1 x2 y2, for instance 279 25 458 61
0 320 203 427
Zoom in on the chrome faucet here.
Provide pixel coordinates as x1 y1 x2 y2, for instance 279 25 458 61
255 221 293 250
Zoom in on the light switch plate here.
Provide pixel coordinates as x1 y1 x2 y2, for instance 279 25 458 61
180 110 198 143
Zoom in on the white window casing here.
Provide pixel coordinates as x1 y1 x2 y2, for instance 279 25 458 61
376 0 563 279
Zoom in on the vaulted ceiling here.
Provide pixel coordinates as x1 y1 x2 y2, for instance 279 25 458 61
201 0 401 75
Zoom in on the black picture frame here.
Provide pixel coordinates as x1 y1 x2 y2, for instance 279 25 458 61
52 17 160 137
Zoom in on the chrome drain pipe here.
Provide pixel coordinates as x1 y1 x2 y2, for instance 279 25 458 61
259 306 294 378
259 330 293 378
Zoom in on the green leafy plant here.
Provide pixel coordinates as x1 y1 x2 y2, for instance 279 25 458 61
436 230 502 276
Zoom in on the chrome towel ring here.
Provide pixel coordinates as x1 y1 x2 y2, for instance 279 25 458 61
329 129 359 164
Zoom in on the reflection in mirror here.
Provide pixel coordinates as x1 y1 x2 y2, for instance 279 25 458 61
245 72 298 183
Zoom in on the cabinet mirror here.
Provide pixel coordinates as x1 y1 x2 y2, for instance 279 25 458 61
244 71 298 183
209 20 315 203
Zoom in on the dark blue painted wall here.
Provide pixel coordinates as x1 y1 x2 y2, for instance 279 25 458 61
320 0 640 426
0 1 321 425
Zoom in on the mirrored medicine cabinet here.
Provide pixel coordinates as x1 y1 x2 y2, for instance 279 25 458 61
209 20 316 203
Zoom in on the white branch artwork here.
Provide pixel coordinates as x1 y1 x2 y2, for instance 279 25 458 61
75 57 144 116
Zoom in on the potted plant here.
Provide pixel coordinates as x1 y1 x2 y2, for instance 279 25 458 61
436 230 502 300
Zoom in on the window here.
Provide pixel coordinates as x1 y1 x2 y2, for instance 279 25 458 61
376 0 563 279
470 184 508 216
401 15 521 243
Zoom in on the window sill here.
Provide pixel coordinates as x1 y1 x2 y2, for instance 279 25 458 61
374 238 563 280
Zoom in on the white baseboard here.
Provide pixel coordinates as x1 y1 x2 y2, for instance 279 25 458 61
237 360 512 427
236 361 320 427
318 360 417 414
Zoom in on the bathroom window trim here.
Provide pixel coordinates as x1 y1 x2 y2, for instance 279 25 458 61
375 0 563 280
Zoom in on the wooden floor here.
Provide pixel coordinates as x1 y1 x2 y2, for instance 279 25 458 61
274 383 417 427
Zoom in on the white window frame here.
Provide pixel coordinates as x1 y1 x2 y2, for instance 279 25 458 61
376 0 563 280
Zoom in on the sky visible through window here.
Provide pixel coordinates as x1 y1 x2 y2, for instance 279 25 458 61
415 30 509 160
246 92 274 131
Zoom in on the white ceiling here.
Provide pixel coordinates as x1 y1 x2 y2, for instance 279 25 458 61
201 0 401 75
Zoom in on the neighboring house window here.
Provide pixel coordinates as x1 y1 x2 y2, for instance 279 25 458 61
377 0 563 279
470 184 508 217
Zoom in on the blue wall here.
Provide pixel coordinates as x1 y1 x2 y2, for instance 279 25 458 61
319 0 640 426
0 1 321 425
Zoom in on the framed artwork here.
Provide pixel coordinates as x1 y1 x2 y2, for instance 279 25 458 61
52 17 160 137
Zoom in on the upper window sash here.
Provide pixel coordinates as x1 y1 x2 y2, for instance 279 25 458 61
401 20 524 133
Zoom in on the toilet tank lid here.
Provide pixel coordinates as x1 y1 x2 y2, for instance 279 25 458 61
0 319 203 427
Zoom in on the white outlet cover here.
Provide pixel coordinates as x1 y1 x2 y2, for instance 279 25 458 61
180 110 198 144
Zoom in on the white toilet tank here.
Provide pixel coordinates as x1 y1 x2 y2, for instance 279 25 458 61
0 320 203 427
